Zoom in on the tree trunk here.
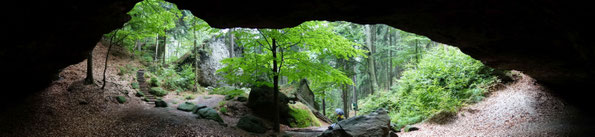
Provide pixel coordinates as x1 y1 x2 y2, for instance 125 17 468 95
163 33 167 65
193 26 199 91
229 29 234 58
322 91 326 116
102 30 118 89
365 25 378 94
84 48 94 85
155 33 159 61
342 84 350 118
272 38 280 132
352 64 357 116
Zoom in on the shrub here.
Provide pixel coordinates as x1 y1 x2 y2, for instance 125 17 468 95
360 46 499 127
211 87 247 99
149 77 160 87
219 107 227 113
150 87 168 97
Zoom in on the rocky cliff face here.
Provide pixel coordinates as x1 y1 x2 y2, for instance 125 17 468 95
3 0 594 110
197 37 229 87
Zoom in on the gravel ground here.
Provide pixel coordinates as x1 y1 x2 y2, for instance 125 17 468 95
0 43 261 137
399 71 595 136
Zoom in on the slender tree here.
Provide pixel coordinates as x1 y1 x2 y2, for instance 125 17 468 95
84 48 94 85
365 24 378 94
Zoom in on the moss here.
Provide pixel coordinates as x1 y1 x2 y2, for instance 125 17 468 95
177 102 197 112
116 96 126 104
288 102 322 128
219 107 227 113
136 91 145 97
150 87 168 97
131 82 140 89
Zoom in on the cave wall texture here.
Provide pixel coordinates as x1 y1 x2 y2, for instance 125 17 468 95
2 0 594 110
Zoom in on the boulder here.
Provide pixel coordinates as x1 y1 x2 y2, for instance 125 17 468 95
155 99 168 107
237 114 268 133
177 102 197 112
296 79 319 111
248 85 291 125
196 108 224 123
319 109 391 137
116 96 126 104
192 104 208 114
236 96 248 102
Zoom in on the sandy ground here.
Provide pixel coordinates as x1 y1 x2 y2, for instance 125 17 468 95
399 71 595 136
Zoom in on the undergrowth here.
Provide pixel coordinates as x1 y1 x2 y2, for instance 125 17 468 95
360 46 499 129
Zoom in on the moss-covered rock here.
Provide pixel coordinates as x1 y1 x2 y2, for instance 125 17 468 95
192 104 208 114
150 87 168 97
177 102 196 112
116 96 126 104
155 99 168 107
237 114 267 133
131 82 139 89
288 102 321 128
135 91 145 97
196 108 224 123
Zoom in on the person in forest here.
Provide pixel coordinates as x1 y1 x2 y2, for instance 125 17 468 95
335 108 345 121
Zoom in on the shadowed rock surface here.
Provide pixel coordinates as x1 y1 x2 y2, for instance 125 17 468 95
319 109 391 137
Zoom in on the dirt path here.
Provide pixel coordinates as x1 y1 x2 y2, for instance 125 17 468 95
399 71 595 136
0 42 259 136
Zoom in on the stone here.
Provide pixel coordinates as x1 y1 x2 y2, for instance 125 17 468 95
236 114 267 133
319 109 391 137
135 91 145 97
177 102 197 112
155 99 168 107
296 79 319 111
196 108 224 123
116 96 126 104
192 104 208 114
236 96 248 102
247 85 291 125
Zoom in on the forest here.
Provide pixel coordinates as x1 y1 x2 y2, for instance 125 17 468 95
92 0 501 135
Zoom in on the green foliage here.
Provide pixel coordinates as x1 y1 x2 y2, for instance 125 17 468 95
131 82 140 89
150 64 195 91
219 107 228 113
359 46 499 127
217 21 366 88
218 101 227 108
210 87 247 99
150 87 168 97
149 77 161 87
288 103 322 128
184 94 195 100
